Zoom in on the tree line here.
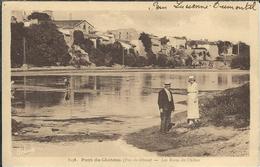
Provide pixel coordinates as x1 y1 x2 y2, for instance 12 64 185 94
11 12 250 70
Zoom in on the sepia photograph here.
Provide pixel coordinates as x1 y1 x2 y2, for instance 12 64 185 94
2 1 260 167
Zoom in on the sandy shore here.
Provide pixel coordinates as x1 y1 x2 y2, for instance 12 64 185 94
125 125 249 157
12 83 249 157
125 84 250 156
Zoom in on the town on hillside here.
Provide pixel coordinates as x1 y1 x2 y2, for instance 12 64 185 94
11 11 250 70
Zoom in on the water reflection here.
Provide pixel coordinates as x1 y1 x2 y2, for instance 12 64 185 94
12 72 249 119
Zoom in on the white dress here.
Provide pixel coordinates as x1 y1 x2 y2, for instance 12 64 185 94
187 82 199 119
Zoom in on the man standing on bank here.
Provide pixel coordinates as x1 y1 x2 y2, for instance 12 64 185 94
158 81 175 133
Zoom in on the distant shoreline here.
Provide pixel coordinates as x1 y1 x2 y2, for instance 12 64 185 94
11 67 249 76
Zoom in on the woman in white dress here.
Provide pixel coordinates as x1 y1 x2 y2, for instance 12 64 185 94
187 76 199 125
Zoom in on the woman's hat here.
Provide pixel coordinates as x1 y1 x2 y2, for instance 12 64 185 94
188 76 195 81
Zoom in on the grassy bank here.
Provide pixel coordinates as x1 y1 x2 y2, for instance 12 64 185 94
125 83 250 156
199 83 249 128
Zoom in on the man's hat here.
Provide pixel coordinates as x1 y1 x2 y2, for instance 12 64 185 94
164 80 171 85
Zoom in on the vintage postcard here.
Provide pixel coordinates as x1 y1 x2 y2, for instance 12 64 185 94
2 1 260 167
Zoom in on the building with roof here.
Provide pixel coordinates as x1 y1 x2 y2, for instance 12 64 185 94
161 44 172 56
11 11 27 23
117 40 136 54
95 32 116 45
197 43 219 60
168 36 187 49
149 34 162 55
130 40 146 57
53 20 94 34
107 28 139 42
53 20 95 46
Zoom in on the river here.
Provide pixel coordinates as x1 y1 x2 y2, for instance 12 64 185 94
11 71 249 156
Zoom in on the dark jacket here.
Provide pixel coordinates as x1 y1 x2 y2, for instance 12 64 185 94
158 89 175 111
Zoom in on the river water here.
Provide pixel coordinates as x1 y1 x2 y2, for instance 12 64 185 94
11 72 249 140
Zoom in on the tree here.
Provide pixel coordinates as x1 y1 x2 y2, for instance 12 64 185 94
27 12 51 21
125 53 136 67
139 32 152 52
160 36 169 45
25 21 69 66
231 42 250 70
135 56 148 67
73 30 85 45
217 40 232 55
146 50 157 66
73 30 94 53
167 57 176 68
187 40 197 48
89 48 112 66
185 55 193 66
110 41 124 65
11 22 25 67
157 54 168 67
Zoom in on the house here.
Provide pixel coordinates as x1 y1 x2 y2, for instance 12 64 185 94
11 16 18 23
83 33 104 49
168 36 187 49
24 19 39 26
192 48 208 61
117 40 136 54
161 44 172 56
149 34 162 55
96 32 116 45
197 43 219 60
53 20 95 46
53 20 94 34
130 40 146 57
11 11 26 23
107 28 139 41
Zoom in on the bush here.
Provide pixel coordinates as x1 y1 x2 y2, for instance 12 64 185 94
125 53 136 67
157 54 168 67
146 50 157 65
167 57 176 68
89 48 111 66
215 56 225 61
200 83 250 128
185 55 193 66
135 56 148 67
231 55 250 70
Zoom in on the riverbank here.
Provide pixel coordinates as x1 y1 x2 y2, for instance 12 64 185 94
11 82 249 156
11 66 249 76
125 83 250 156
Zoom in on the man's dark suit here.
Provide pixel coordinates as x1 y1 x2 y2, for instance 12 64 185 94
158 89 175 133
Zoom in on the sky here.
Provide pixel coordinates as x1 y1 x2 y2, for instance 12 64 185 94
52 10 250 43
